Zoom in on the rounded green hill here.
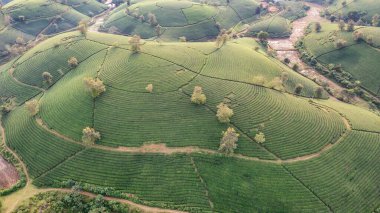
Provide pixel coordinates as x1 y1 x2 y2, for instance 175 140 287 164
1 31 380 212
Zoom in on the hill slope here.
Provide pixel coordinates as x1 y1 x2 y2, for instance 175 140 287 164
0 0 107 63
0 32 380 212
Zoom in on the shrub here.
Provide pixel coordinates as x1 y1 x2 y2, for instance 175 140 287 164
314 22 321 32
372 14 379 27
83 78 106 98
78 20 88 35
67 57 78 67
145 84 153 93
215 31 229 48
129 35 142 53
218 127 239 155
25 100 39 116
292 64 299 71
335 39 346 49
338 20 345 31
147 13 158 26
42 71 53 84
314 86 324 98
294 84 304 95
257 31 269 43
353 31 364 42
1 98 16 114
155 24 162 36
190 86 206 105
281 72 289 83
254 132 265 143
252 75 266 86
216 103 233 123
82 127 101 144
265 77 285 92
284 58 290 64
346 20 355 32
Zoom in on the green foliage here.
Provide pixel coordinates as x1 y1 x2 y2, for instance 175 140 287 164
13 191 135 213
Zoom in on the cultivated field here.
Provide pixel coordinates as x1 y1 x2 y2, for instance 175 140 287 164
0 30 379 212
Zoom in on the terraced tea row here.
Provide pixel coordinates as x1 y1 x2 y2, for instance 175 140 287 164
102 0 261 40
183 76 346 159
285 130 380 212
3 106 84 178
34 150 211 212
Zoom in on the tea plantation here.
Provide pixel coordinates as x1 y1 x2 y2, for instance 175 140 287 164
0 30 379 212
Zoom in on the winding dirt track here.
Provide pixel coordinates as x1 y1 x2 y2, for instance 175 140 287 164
268 3 345 97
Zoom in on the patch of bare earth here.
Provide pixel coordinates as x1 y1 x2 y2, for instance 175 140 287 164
0 157 19 189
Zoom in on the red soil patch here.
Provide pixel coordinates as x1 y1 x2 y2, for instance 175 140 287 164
0 156 19 189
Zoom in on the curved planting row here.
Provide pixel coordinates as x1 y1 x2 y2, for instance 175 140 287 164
142 42 206 72
200 42 321 97
285 131 380 212
192 154 330 212
34 149 211 212
0 62 40 104
3 106 84 178
103 0 260 40
39 50 108 141
100 48 196 92
316 99 380 133
94 88 226 148
13 39 106 88
184 76 346 159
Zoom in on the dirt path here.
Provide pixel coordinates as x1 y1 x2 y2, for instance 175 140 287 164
268 3 345 98
35 115 352 164
0 116 20 190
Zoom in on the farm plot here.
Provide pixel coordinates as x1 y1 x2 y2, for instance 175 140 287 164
34 149 211 212
247 16 291 38
102 0 261 40
183 76 346 159
0 62 40 104
200 41 323 98
285 130 380 212
192 154 331 212
13 39 107 88
39 50 107 141
3 106 84 178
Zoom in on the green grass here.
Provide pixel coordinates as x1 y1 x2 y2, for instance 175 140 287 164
285 130 380 212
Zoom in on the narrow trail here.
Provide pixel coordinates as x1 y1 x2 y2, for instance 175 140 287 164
35 114 352 164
